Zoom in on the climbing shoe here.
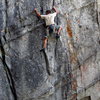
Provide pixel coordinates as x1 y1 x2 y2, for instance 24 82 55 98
56 34 60 39
40 48 45 52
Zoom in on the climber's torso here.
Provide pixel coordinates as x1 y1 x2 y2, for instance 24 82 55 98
41 13 57 26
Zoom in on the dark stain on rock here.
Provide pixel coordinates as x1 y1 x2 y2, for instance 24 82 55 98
86 27 88 30
9 25 18 32
79 24 82 28
98 40 100 44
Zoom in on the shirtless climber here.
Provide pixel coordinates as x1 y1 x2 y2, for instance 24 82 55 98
34 7 62 51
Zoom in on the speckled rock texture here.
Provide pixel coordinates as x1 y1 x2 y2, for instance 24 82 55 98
0 0 100 100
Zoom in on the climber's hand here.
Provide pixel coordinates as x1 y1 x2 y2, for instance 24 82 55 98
32 8 36 13
34 8 37 12
33 8 41 17
52 6 55 9
56 34 60 39
33 8 38 13
52 6 59 13
34 8 37 11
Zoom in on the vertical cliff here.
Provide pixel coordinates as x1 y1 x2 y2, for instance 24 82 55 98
0 0 100 100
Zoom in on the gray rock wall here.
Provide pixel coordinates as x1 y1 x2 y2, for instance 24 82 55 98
0 0 100 100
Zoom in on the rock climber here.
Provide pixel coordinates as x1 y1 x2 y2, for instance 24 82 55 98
33 7 62 51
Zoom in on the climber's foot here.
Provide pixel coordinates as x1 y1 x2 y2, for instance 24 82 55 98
40 48 45 52
56 34 60 39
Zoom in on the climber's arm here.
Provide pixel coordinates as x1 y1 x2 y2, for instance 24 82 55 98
34 8 41 17
33 8 46 19
52 7 59 14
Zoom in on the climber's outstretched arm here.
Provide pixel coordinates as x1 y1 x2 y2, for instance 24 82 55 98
34 8 41 17
52 7 59 13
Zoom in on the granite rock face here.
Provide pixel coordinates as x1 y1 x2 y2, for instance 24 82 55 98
0 0 100 100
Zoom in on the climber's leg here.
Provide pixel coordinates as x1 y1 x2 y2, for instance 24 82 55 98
43 27 49 48
40 37 48 52
55 25 62 39
57 26 62 34
43 37 48 49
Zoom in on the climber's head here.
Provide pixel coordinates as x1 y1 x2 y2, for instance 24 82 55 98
46 10 51 15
